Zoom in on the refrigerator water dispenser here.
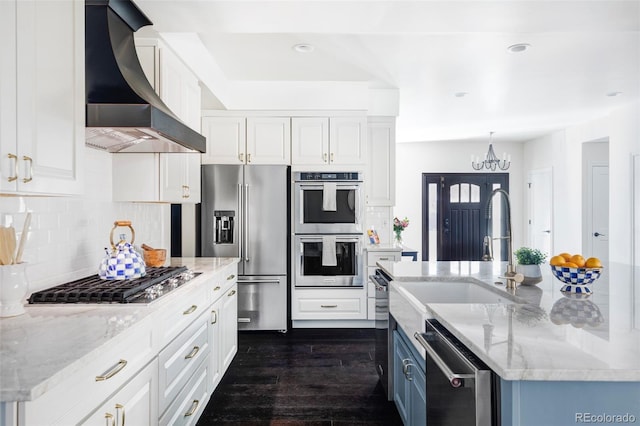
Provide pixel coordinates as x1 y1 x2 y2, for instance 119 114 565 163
214 210 235 244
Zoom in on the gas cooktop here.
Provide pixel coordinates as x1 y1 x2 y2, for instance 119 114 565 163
28 266 200 304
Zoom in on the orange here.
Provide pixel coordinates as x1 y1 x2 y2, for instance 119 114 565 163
569 254 586 268
549 255 566 266
558 252 572 261
585 257 603 268
563 262 579 268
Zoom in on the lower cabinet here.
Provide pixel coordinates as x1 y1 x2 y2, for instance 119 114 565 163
81 358 159 426
393 329 426 426
220 283 239 372
291 287 367 320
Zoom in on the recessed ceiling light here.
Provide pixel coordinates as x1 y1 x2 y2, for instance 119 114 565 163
507 43 531 53
454 92 468 98
293 44 314 53
606 91 622 97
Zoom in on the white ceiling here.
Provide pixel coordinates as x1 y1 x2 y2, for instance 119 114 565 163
135 0 640 144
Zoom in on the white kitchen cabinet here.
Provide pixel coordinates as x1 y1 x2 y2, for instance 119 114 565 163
291 116 366 166
159 359 209 426
366 118 396 206
112 153 201 203
291 287 367 320
201 116 290 165
220 283 239 372
0 0 84 195
81 358 159 426
135 38 201 132
365 248 401 320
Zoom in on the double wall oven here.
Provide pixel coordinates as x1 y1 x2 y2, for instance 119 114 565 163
293 172 364 288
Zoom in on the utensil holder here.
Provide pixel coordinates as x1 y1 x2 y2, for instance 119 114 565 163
143 249 167 267
0 263 28 317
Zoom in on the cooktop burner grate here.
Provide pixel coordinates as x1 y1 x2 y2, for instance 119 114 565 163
28 266 190 304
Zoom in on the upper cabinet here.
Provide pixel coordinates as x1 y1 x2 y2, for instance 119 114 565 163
135 38 201 132
201 116 291 165
366 117 396 206
0 0 84 195
291 116 367 166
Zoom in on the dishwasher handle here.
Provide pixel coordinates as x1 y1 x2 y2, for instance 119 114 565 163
414 332 475 388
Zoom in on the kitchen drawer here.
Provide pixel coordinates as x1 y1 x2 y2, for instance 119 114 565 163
367 251 401 266
23 318 155 425
159 357 209 426
210 266 238 304
158 283 209 347
292 289 367 319
158 310 210 415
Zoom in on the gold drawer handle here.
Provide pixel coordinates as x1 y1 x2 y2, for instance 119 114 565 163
183 305 197 315
96 359 127 381
105 413 115 426
184 399 200 417
228 289 236 297
22 155 33 183
213 286 221 291
321 304 338 308
226 274 235 280
7 153 18 182
211 309 218 324
185 346 200 360
115 403 125 426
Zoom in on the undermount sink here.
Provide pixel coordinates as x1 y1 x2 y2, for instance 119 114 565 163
396 280 519 305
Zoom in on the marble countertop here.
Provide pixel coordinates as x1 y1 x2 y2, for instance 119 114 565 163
0 257 238 402
381 260 640 381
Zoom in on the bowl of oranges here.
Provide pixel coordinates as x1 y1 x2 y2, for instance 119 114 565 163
549 253 603 294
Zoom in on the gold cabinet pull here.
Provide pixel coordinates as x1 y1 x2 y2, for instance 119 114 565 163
22 155 33 183
211 309 218 324
96 359 127 381
321 304 338 308
247 153 251 163
7 153 18 182
226 274 235 281
183 305 197 315
184 400 200 417
330 152 334 162
182 185 189 198
213 285 221 291
115 403 125 426
239 152 244 162
185 346 200 360
227 289 236 297
105 413 115 426
323 153 328 162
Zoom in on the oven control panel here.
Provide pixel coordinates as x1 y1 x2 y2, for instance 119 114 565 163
296 172 361 181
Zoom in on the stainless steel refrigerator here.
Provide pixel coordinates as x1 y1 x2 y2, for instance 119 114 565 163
201 165 288 331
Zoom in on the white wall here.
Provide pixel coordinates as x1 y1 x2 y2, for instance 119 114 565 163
0 149 170 294
395 139 525 259
523 101 639 265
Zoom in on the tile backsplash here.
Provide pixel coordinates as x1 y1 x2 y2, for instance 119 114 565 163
0 149 170 294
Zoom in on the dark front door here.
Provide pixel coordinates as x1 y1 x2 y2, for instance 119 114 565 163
422 173 509 261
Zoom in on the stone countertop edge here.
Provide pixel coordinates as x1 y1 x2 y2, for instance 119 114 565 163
0 257 239 402
382 260 640 382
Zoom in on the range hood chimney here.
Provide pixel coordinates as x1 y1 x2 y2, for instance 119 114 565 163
85 0 206 153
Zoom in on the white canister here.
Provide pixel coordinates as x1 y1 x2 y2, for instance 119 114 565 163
0 263 29 317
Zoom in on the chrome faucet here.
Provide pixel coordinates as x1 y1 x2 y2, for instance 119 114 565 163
485 188 522 288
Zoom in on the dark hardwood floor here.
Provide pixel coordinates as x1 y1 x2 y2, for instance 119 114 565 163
197 328 403 426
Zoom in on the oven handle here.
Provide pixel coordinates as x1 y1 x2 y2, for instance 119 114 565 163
414 332 475 388
297 183 361 189
297 236 361 243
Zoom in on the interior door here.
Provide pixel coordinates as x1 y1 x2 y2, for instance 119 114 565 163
423 174 508 261
528 168 553 256
587 163 609 262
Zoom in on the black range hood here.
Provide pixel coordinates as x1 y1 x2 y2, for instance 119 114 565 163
85 0 206 153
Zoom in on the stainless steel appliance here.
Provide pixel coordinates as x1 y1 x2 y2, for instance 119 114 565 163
201 165 288 332
293 172 363 234
370 268 392 398
28 267 199 304
415 319 500 426
293 234 363 287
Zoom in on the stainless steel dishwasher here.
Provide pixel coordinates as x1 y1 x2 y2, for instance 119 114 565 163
415 319 501 426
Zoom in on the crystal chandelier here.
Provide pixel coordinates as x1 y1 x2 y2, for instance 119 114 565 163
471 132 510 171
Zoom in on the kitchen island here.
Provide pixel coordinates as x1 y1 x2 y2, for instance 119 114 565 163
382 260 640 425
0 257 238 426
